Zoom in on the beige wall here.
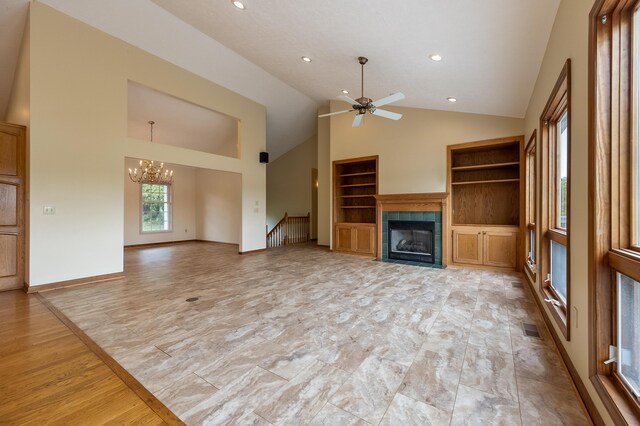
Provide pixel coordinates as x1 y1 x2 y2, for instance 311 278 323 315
24 3 266 286
324 103 524 246
317 106 330 246
5 15 29 127
195 169 242 244
523 0 611 423
123 159 196 246
266 135 318 234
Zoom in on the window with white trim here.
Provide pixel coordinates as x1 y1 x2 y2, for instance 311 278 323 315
141 183 171 232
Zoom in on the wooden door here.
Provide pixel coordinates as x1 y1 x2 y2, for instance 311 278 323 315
0 123 25 291
483 231 517 268
335 224 354 252
353 224 375 256
452 229 482 265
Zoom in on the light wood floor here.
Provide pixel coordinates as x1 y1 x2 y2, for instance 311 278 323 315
0 290 167 425
42 242 590 425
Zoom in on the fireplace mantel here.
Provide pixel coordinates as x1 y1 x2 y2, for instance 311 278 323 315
374 193 449 265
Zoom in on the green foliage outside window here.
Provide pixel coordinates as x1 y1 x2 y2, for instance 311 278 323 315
141 184 170 231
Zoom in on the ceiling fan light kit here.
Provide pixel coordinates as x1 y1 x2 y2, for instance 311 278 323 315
318 56 404 127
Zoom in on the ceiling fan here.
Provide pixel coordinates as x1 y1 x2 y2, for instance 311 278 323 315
319 56 405 127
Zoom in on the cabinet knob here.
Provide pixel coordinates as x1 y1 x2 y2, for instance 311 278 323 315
477 232 481 235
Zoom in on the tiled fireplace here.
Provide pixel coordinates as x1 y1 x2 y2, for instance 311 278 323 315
375 193 447 268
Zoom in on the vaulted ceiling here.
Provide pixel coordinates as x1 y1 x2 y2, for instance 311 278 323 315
1 0 560 159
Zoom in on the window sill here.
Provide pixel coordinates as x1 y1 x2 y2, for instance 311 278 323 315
525 263 536 282
591 374 640 424
140 230 173 235
541 286 569 340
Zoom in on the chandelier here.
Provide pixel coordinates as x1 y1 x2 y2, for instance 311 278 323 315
128 121 174 185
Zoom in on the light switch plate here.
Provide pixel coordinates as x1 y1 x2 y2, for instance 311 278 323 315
43 206 56 215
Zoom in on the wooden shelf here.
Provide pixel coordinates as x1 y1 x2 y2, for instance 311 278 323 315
341 183 376 188
340 195 375 198
341 206 376 209
451 161 519 171
341 171 377 177
451 178 519 186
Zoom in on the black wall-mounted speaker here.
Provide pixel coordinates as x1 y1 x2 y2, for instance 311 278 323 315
259 152 269 164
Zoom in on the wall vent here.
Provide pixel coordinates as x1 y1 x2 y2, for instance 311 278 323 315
511 281 523 288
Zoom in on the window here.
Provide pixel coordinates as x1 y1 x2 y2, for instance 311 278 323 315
556 111 569 230
590 0 640 421
617 273 640 398
540 59 570 339
141 183 171 232
525 131 537 278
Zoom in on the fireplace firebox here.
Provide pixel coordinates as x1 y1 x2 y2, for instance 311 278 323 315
388 220 435 263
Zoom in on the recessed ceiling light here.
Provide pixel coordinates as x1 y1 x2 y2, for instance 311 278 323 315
231 1 245 9
429 54 442 62
342 90 349 94
301 56 312 62
447 97 457 102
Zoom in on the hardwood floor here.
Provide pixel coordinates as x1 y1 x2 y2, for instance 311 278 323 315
41 242 590 425
0 290 167 424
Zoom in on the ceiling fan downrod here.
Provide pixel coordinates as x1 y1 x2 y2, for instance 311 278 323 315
357 56 372 107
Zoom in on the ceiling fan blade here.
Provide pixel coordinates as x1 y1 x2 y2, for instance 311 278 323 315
372 92 405 107
352 114 364 127
372 109 402 120
318 109 353 118
339 95 362 106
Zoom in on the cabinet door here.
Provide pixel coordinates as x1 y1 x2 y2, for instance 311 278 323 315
335 225 354 252
452 229 483 265
483 231 517 268
0 124 25 291
353 225 375 255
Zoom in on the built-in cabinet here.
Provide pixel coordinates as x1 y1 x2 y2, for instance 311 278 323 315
333 156 378 256
452 226 518 269
335 223 376 254
447 137 524 270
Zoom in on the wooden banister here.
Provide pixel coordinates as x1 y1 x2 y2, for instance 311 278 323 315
266 212 311 248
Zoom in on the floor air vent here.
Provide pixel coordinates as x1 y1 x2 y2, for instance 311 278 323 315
521 322 541 338
186 297 199 302
511 281 523 288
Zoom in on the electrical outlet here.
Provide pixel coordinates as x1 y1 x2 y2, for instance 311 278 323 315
43 206 56 215
184 228 188 233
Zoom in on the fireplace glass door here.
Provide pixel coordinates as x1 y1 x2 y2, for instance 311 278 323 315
388 220 435 263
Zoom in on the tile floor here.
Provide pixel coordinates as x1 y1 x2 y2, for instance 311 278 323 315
43 242 590 425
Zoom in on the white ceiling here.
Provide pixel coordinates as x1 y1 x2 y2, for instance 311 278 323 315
150 0 560 118
1 0 560 158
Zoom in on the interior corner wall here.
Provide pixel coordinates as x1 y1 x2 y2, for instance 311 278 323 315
5 13 30 126
325 103 524 247
27 3 265 286
195 169 242 245
123 159 196 246
266 135 318 232
5 12 30 283
317 106 330 246
522 0 611 422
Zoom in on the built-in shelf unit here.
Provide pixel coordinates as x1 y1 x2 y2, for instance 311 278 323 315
447 136 524 270
333 156 378 256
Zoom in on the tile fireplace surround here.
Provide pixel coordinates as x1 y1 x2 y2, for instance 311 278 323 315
375 193 448 268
